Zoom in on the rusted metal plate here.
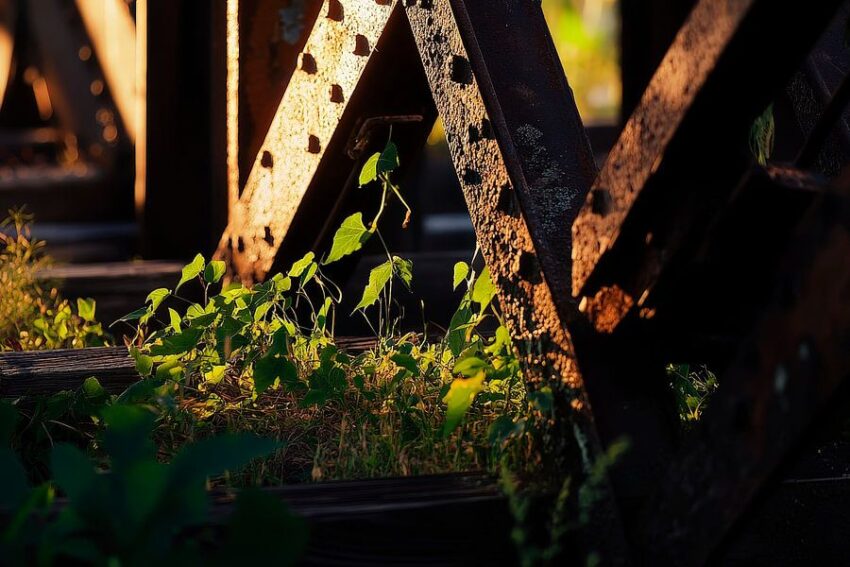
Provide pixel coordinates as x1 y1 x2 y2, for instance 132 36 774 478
404 0 631 559
217 1 435 283
570 0 844 329
639 170 850 565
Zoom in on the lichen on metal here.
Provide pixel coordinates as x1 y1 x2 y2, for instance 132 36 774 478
218 0 395 283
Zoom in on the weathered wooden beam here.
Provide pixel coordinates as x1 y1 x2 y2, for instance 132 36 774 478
0 346 137 397
215 473 514 565
217 1 435 283
639 171 850 565
0 337 382 398
571 0 844 330
403 0 635 560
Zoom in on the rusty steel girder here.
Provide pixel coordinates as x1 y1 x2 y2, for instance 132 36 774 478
218 1 397 282
404 0 634 559
570 0 844 332
217 1 435 283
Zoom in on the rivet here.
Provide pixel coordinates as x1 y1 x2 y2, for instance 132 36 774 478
308 135 321 154
326 0 343 21
450 55 473 85
354 35 370 56
299 53 317 74
261 151 274 168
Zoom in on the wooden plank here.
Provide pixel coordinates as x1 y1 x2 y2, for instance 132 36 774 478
638 171 850 564
571 0 844 329
217 1 436 283
0 346 137 396
0 337 382 397
39 260 184 324
403 0 636 560
217 473 513 565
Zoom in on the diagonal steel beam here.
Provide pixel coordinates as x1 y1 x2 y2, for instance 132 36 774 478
403 0 632 559
217 1 435 284
570 0 844 331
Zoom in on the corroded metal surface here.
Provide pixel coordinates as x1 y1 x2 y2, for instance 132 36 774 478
218 0 396 283
640 171 850 565
570 0 844 329
404 0 628 559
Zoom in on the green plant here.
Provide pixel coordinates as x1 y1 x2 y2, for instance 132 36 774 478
0 209 106 351
0 401 306 566
100 140 536 483
668 363 718 423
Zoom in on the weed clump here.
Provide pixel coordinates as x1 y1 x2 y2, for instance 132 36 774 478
0 209 106 351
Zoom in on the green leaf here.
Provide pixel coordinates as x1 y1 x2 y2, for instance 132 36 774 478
379 142 399 174
453 262 469 290
76 297 96 322
220 489 308 566
472 266 497 311
355 260 393 310
113 307 148 326
359 152 381 186
288 252 316 278
447 306 473 357
51 444 96 502
204 260 227 284
168 308 182 332
254 355 299 394
391 353 419 375
149 327 204 356
170 434 280 485
186 303 207 319
358 142 399 187
393 256 413 290
442 372 485 435
81 377 105 399
130 346 154 376
177 254 206 291
204 365 227 384
325 213 371 265
273 274 292 292
146 288 171 312
453 356 488 377
253 301 273 323
0 448 29 510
